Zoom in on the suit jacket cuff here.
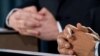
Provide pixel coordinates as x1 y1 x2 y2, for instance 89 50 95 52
57 21 62 32
95 41 100 56
6 8 20 28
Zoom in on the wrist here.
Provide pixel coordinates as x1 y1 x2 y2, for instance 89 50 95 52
95 41 100 56
57 21 62 32
6 8 20 27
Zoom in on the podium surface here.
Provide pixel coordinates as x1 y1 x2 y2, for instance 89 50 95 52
0 28 38 51
0 49 68 56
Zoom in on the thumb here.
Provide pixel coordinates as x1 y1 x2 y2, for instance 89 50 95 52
76 23 88 33
39 8 49 15
63 24 77 42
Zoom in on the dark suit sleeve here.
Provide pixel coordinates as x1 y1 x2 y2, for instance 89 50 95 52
91 7 100 56
91 7 100 35
17 0 40 10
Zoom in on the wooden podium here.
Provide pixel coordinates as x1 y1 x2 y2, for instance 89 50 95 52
0 28 38 51
0 28 70 56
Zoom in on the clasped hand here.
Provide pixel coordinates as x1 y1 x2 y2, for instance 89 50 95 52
57 23 100 56
9 6 59 40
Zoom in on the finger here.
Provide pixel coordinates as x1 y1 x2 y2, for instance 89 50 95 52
23 6 38 13
38 7 52 18
60 55 76 56
66 55 76 56
19 11 43 21
26 29 40 36
17 20 26 28
24 18 41 27
22 8 43 20
58 32 67 40
19 28 40 37
17 17 41 29
77 23 88 32
64 26 72 39
66 24 78 33
23 7 44 20
87 27 100 37
9 19 25 32
86 33 100 40
38 8 48 15
64 25 77 41
15 26 40 37
18 12 42 26
57 37 71 49
10 9 24 20
32 14 43 20
25 21 40 27
58 47 74 55
14 10 32 20
13 18 40 32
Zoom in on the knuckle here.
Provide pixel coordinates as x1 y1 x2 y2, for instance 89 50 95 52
23 6 37 12
59 49 65 54
10 10 23 20
30 6 37 9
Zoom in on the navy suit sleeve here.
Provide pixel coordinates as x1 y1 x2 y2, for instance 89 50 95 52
16 0 40 10
91 7 100 56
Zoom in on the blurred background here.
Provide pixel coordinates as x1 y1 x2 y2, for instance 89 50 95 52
0 0 24 27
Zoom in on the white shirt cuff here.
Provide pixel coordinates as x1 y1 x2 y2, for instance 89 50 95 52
57 21 62 32
95 41 100 56
6 8 20 27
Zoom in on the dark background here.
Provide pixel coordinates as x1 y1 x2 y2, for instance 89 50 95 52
0 0 24 27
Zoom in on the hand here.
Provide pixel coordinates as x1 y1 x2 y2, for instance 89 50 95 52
9 6 59 40
67 24 96 56
57 23 97 56
9 6 43 36
57 32 74 55
36 8 59 40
